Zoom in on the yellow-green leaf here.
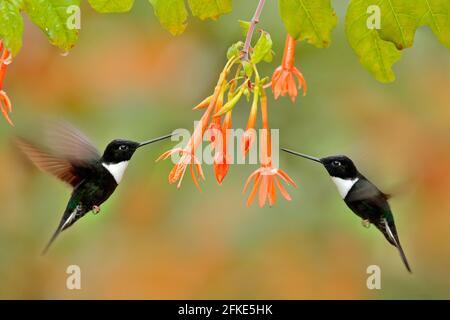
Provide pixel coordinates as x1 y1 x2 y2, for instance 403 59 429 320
226 40 243 59
188 0 232 21
375 0 427 49
251 31 272 64
24 0 80 52
148 0 187 36
0 0 24 56
88 0 134 13
279 0 338 48
421 0 450 49
239 20 250 37
346 0 402 83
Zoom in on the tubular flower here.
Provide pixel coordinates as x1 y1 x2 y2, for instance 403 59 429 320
157 147 205 190
243 165 297 207
214 111 232 184
244 92 297 207
271 34 307 103
0 41 13 125
158 57 236 190
241 84 259 156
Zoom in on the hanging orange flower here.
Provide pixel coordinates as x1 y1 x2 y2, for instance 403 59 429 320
241 85 259 156
214 111 232 184
272 34 307 103
243 92 297 207
0 40 13 125
158 57 236 190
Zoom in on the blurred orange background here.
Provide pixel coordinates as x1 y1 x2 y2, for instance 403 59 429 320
0 1 449 299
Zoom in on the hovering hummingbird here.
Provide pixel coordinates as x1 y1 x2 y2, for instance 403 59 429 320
282 148 411 273
16 123 174 254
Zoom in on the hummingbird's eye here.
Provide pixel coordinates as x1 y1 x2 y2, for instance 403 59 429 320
332 160 341 167
118 145 128 151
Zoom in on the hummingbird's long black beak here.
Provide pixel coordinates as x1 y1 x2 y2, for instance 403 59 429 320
281 148 322 163
138 133 175 148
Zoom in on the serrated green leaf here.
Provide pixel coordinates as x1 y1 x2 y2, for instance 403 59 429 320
0 0 24 56
188 0 232 21
149 0 187 36
88 0 134 13
24 0 80 52
374 0 427 49
279 0 338 48
421 0 450 49
346 0 402 83
251 31 272 64
239 20 250 37
227 41 243 59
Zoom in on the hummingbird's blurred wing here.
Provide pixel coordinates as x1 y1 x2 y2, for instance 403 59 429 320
16 122 101 187
44 121 101 162
16 139 87 187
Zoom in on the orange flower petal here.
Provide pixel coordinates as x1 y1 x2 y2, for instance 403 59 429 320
268 178 276 207
274 176 292 201
246 174 261 207
258 175 269 207
277 169 297 188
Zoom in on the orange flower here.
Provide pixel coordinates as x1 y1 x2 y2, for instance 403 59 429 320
243 90 297 207
243 164 297 207
241 85 259 156
214 111 232 184
272 34 307 102
157 147 205 190
0 41 12 125
158 57 234 190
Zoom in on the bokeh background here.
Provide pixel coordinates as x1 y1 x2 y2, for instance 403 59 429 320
0 1 449 299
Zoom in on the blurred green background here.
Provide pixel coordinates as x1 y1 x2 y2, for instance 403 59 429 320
1 1 449 299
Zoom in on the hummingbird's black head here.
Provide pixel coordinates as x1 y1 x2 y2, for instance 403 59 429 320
320 155 358 179
102 139 140 163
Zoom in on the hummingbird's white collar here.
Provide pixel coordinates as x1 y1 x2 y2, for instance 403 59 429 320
331 177 359 199
102 161 129 184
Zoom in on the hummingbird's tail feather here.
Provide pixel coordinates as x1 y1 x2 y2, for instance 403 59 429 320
41 206 80 255
381 219 412 273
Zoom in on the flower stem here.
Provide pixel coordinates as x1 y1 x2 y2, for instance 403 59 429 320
241 0 266 62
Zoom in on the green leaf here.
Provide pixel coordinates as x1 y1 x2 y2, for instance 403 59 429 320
188 0 232 21
0 0 24 56
226 41 243 59
279 0 338 48
346 0 402 83
148 0 188 36
239 20 250 37
24 0 80 52
263 49 273 63
251 31 272 64
242 60 252 78
375 0 427 49
88 0 134 13
421 0 450 49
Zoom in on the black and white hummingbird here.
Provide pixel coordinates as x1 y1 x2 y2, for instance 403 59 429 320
16 123 174 254
282 148 412 273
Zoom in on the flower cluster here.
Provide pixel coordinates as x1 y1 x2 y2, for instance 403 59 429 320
0 40 12 125
159 27 306 207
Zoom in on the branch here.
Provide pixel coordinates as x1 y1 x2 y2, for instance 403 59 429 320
241 0 266 62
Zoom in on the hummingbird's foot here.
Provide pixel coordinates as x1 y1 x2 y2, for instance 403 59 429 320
361 219 371 228
92 205 101 214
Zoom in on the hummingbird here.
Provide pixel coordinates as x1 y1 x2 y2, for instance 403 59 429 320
16 123 174 254
281 148 412 273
